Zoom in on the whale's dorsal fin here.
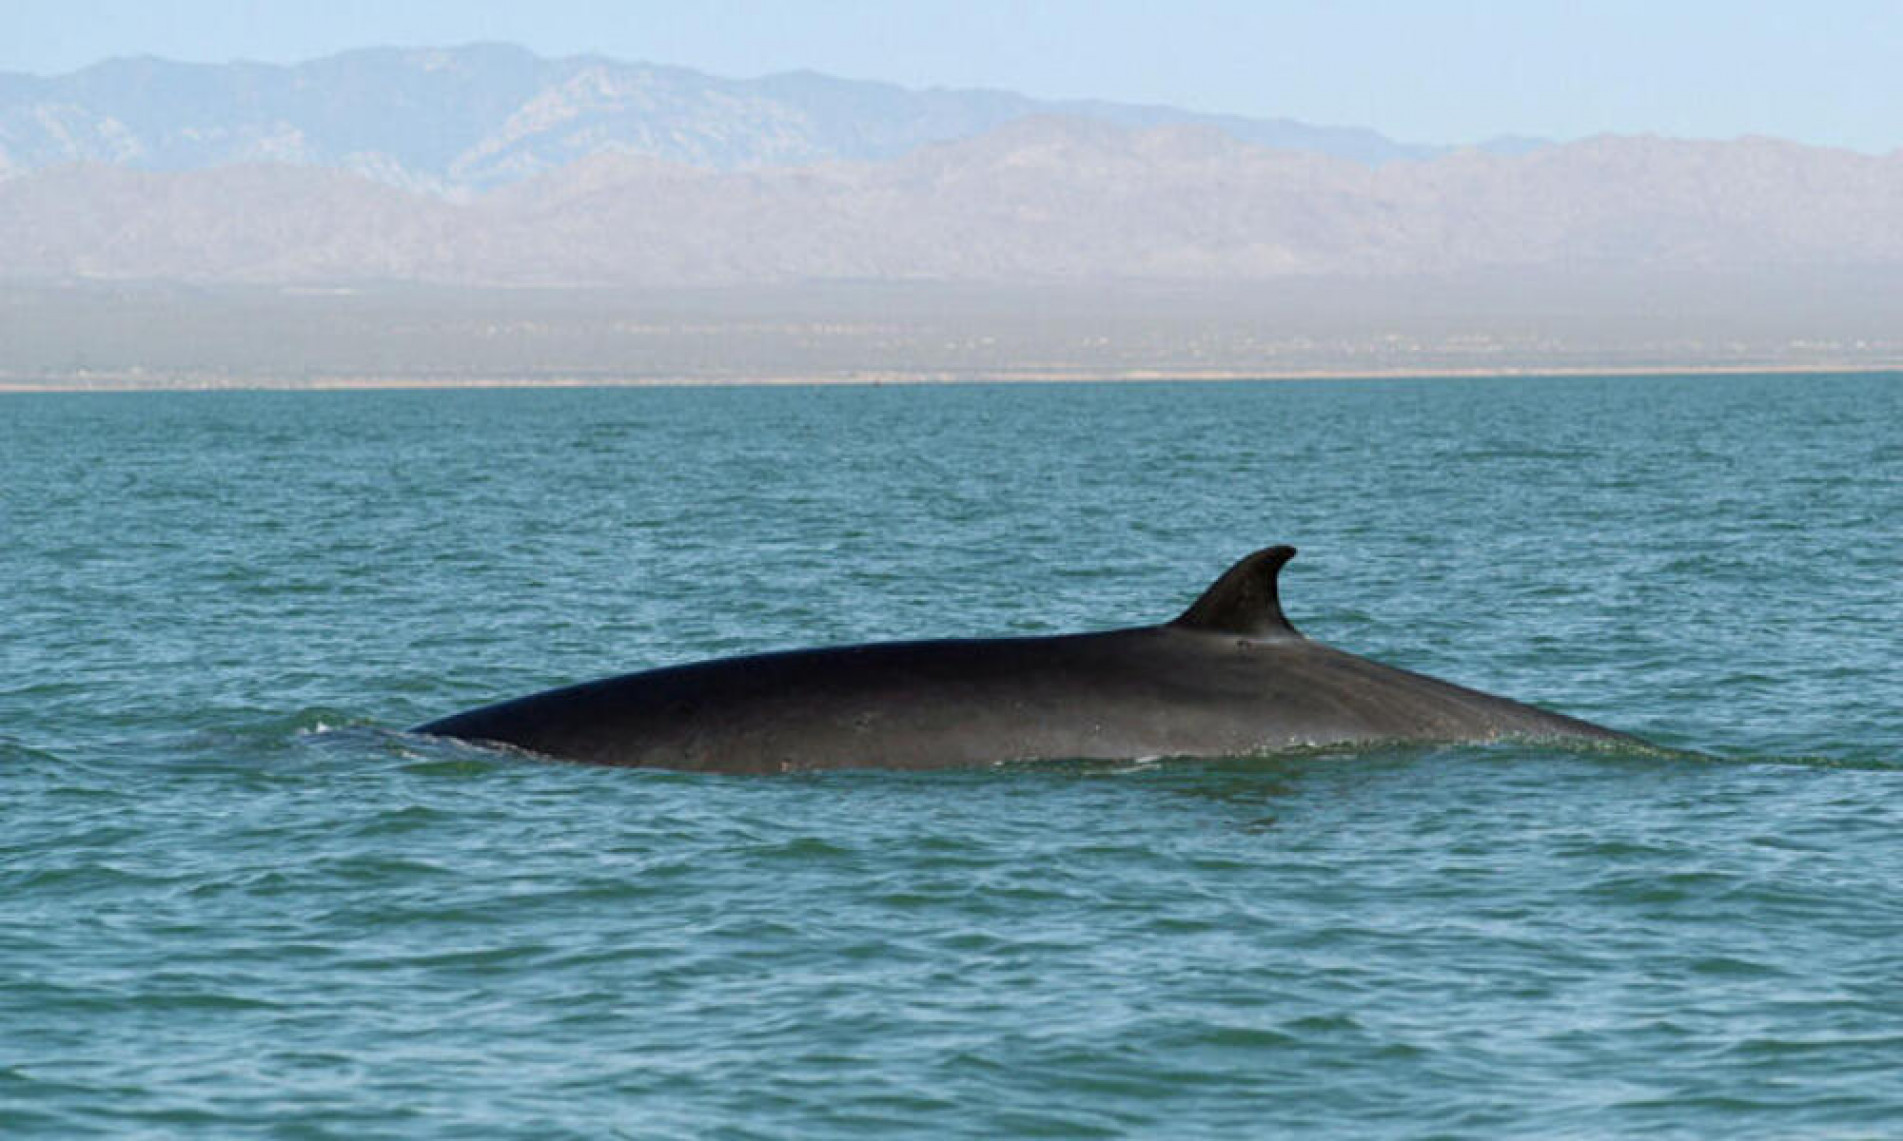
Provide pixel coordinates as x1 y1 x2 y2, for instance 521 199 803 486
1170 545 1301 638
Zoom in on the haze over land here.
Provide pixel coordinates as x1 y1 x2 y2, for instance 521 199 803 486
3 45 1899 386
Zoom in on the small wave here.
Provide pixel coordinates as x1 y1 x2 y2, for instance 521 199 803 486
0 736 72 766
1025 735 1703 775
1694 749 1903 772
172 707 377 758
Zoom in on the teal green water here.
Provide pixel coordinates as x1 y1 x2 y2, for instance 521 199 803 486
2 374 1899 1138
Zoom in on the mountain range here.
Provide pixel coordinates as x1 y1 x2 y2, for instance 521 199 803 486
1 46 1899 289
0 44 1488 193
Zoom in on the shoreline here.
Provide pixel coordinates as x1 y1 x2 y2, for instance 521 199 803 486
4 361 1901 394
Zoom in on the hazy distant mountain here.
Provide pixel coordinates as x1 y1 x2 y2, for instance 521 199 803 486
0 44 1471 193
3 118 1897 286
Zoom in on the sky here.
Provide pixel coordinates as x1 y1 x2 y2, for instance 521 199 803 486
3 0 1900 152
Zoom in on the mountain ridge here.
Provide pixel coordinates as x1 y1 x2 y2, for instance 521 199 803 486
0 43 1474 193
4 46 1899 290
4 117 1898 287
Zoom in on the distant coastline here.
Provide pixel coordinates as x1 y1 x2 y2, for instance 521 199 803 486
7 361 1899 394
6 278 1898 394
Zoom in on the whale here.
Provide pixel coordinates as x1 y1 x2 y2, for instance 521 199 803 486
414 546 1640 773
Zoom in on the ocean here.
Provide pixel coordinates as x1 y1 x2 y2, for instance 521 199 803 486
3 373 1899 1137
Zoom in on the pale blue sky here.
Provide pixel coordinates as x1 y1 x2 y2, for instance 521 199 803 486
3 0 1900 151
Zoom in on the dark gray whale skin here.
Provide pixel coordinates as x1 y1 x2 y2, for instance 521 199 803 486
415 546 1640 773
